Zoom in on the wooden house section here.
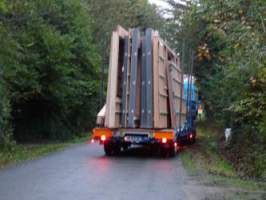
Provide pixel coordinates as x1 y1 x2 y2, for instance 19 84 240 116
166 51 185 129
104 26 130 128
153 38 171 128
99 26 187 130
152 38 187 129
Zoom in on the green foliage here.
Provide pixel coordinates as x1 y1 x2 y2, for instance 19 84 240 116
0 0 101 142
0 143 67 168
0 0 164 144
165 0 265 178
86 0 164 62
181 123 266 196
0 57 13 147
0 6 15 146
172 0 266 178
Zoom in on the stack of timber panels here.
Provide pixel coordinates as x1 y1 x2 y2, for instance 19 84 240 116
98 26 186 130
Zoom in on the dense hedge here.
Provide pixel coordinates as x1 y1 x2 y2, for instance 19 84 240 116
0 74 11 144
0 0 101 142
0 0 163 143
178 0 266 178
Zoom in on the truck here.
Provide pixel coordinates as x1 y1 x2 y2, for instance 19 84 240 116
92 26 197 157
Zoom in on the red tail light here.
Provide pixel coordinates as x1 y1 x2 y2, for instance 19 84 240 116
101 135 106 141
189 134 193 139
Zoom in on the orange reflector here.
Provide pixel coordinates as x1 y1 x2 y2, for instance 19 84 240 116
162 138 167 144
92 128 112 139
154 131 175 140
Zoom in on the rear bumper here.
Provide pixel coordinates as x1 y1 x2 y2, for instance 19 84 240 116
92 128 176 145
99 137 175 150
104 136 168 145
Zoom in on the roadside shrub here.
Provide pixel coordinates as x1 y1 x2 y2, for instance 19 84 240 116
226 128 266 179
178 0 266 179
0 71 14 151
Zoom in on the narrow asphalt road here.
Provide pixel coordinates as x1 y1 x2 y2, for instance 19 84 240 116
0 144 218 200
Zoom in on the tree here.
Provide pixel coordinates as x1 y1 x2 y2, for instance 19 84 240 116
0 0 101 141
167 0 266 177
86 0 164 63
0 67 12 148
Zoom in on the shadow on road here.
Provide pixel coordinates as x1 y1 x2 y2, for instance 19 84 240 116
94 146 180 160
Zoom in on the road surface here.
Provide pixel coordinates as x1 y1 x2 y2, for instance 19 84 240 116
0 144 220 200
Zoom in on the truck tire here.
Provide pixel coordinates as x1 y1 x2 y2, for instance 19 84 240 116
104 142 113 156
104 142 121 156
169 145 176 157
160 147 168 158
113 145 121 156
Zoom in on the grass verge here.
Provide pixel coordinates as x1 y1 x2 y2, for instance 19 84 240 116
0 134 91 169
180 122 266 193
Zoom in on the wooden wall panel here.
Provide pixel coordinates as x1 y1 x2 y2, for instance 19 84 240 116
105 31 119 128
152 36 160 128
158 40 169 128
105 26 129 128
165 46 187 130
166 60 177 129
121 36 130 127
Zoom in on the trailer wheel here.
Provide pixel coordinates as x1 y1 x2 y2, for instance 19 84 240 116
113 145 121 156
104 142 121 156
160 147 168 158
104 142 113 156
169 145 176 157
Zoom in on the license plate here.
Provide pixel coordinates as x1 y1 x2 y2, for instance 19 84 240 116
125 136 144 143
